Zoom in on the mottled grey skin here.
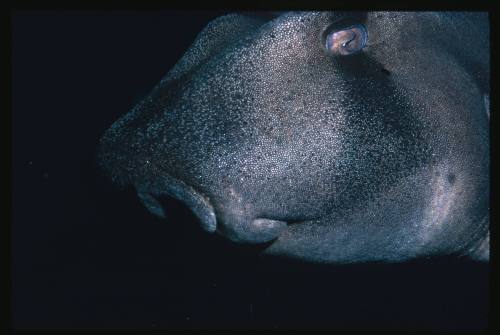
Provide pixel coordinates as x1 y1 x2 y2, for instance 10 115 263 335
98 12 489 264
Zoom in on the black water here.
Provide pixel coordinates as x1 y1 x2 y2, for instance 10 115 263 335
11 10 489 331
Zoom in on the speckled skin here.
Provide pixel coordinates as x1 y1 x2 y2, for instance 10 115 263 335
98 12 489 264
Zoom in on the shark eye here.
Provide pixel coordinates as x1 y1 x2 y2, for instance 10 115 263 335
325 24 367 56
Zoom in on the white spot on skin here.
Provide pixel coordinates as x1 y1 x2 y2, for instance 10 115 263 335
483 94 489 119
419 167 458 245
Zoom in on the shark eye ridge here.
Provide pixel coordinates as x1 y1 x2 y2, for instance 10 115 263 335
325 24 367 56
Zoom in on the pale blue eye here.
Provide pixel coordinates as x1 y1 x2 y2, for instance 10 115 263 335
325 24 367 56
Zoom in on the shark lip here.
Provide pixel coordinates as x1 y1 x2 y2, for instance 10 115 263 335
135 170 317 242
137 174 217 233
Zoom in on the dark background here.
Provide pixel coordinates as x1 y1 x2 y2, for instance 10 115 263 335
11 10 489 331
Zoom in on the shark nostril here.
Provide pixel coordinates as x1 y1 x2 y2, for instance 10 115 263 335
136 175 217 233
137 191 167 218
137 175 292 244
